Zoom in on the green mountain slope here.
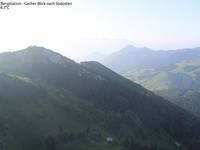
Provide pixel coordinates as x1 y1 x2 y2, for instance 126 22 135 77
0 46 200 150
124 59 200 117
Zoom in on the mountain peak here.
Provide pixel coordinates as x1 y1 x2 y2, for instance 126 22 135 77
11 46 75 65
124 45 136 48
26 45 45 49
119 45 151 53
21 46 56 54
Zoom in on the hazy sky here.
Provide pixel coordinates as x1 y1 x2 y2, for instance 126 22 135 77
1 0 200 58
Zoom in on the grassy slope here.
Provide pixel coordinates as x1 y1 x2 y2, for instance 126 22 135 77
0 73 126 150
124 59 200 116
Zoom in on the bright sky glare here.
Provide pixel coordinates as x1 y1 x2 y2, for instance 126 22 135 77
1 0 200 58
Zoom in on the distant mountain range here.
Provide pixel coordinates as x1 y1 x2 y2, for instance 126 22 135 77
94 45 200 117
100 45 200 73
74 39 142 61
0 46 200 149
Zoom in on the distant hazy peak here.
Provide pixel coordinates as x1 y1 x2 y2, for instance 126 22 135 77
122 45 136 49
118 45 150 53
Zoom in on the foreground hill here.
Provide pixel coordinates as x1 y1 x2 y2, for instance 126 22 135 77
0 46 200 150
